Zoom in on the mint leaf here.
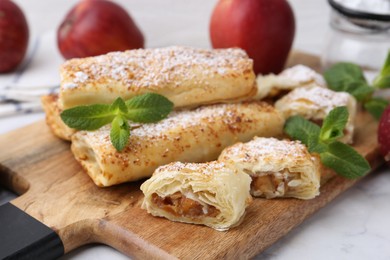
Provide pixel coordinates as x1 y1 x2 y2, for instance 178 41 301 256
284 116 320 145
364 97 389 120
320 141 371 179
60 104 115 130
373 75 390 89
125 93 173 123
307 135 328 154
373 51 390 89
320 106 348 143
324 62 366 89
110 97 128 114
324 62 373 102
284 116 326 153
110 115 130 151
345 82 373 102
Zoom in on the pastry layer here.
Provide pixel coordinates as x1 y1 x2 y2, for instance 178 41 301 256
41 94 75 141
59 46 256 109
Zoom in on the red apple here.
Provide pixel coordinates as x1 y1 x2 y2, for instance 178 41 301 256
210 0 295 75
57 0 144 59
0 0 29 73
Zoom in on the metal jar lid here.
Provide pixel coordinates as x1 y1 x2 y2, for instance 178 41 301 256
328 0 390 30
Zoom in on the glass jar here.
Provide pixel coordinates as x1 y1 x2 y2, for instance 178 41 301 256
322 0 390 76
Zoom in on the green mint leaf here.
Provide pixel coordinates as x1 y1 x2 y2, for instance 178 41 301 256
345 82 373 102
284 116 326 153
320 141 371 179
324 62 373 101
60 104 115 130
320 106 349 143
373 76 390 89
110 115 130 152
307 135 328 154
125 93 173 123
110 97 128 114
364 97 389 120
373 50 390 89
324 62 367 89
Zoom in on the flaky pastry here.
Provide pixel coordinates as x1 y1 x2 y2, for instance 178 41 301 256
141 161 252 231
219 137 321 200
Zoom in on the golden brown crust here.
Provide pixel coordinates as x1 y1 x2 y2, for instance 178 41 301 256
71 101 285 187
59 46 256 109
41 94 75 141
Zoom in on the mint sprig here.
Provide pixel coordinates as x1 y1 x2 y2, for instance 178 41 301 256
284 106 371 179
61 93 174 151
373 50 390 89
324 51 390 119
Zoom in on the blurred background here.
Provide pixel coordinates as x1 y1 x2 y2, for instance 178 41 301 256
0 0 330 133
14 0 329 52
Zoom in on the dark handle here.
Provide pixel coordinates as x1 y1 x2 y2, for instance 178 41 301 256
0 203 64 260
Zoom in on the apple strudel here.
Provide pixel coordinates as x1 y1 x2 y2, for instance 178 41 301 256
275 86 357 144
59 46 256 110
219 137 321 200
140 161 252 231
71 101 284 187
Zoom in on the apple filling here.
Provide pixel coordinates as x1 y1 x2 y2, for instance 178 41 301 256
151 192 220 219
246 169 302 198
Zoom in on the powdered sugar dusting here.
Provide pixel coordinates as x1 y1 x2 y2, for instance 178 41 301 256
276 86 352 115
63 83 77 89
280 65 325 86
86 102 262 146
61 46 252 91
133 104 242 138
74 71 89 82
156 161 228 176
64 71 89 89
222 137 308 164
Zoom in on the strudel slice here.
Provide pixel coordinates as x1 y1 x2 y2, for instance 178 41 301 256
71 101 284 187
255 65 326 100
59 46 256 109
219 137 321 200
275 86 357 144
140 161 252 231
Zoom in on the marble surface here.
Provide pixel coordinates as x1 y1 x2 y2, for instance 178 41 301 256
1 0 389 259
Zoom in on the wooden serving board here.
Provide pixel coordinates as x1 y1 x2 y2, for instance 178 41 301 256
0 52 383 259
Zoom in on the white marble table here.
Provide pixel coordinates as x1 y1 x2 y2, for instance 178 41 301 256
1 0 389 259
